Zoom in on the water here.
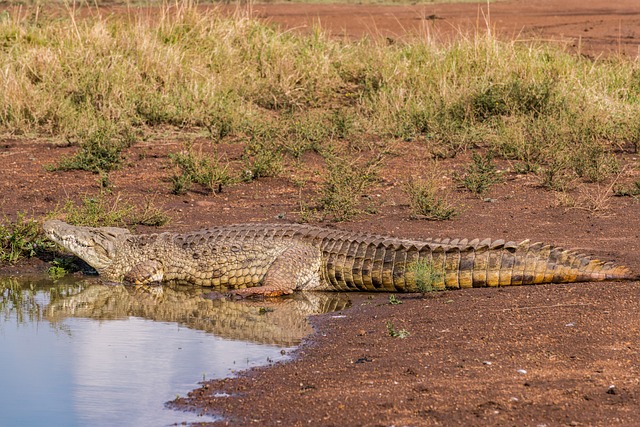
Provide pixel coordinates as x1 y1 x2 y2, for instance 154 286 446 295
0 277 350 427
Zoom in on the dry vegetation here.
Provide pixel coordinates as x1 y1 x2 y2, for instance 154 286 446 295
1 1 640 260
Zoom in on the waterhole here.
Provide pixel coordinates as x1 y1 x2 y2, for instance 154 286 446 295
0 276 350 426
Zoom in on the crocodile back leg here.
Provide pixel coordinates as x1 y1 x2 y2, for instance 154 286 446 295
230 243 324 297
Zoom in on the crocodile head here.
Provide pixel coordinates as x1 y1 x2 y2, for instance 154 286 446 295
43 220 132 271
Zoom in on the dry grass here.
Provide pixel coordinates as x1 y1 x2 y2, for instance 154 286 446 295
0 1 639 219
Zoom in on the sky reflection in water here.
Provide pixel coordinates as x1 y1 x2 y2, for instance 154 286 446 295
0 277 349 426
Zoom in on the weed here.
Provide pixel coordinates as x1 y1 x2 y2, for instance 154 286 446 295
571 142 620 183
538 155 573 191
388 294 403 305
386 321 410 339
58 193 171 227
555 183 616 214
0 214 53 264
52 122 135 174
242 141 283 181
614 180 640 197
329 108 356 140
46 257 79 280
405 177 457 220
458 151 503 195
129 198 172 227
47 265 67 280
315 153 383 222
408 259 443 293
61 194 133 227
282 111 330 158
169 144 234 194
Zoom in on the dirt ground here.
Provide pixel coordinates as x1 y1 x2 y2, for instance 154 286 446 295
242 0 640 58
2 0 640 425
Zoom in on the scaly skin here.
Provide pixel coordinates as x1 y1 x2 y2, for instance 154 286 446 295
43 220 636 297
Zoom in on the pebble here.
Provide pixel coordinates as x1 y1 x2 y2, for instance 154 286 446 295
516 369 527 375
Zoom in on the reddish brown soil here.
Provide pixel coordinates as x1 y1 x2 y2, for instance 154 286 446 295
2 1 640 425
242 0 640 58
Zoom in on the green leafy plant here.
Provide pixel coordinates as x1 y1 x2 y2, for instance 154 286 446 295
47 257 79 280
388 294 403 305
405 177 457 220
386 321 410 339
52 123 135 174
409 258 443 293
59 194 171 227
169 144 234 194
459 151 503 195
0 214 53 264
316 153 382 222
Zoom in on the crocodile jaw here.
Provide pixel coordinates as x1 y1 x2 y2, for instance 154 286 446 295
43 220 132 272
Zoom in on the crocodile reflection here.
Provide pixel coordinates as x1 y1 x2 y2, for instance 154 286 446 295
43 282 351 346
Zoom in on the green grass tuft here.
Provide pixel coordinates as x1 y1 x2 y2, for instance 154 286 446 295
405 176 457 220
409 259 443 293
169 144 234 194
458 152 503 195
386 321 410 338
57 193 171 227
0 214 53 264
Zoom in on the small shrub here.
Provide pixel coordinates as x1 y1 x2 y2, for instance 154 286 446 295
386 321 410 339
614 180 640 197
282 111 330 158
409 259 443 293
458 151 503 195
52 123 135 174
59 193 171 227
316 154 382 222
129 198 171 227
405 178 457 220
242 141 283 181
571 142 620 183
0 214 53 264
388 294 403 305
169 144 234 194
538 153 573 191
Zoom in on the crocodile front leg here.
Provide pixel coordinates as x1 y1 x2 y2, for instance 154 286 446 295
230 243 323 298
123 260 164 285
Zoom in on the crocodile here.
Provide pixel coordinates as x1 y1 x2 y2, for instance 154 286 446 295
41 282 350 346
43 219 636 297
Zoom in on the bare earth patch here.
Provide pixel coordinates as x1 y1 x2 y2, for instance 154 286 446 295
2 0 640 425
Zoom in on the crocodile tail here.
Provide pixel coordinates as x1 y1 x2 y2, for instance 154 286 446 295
407 239 635 290
464 239 636 287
